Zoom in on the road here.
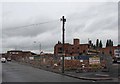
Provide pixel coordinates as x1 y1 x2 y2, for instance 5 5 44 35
0 63 2 83
2 62 90 82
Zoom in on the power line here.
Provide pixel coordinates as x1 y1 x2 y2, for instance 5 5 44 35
3 19 59 31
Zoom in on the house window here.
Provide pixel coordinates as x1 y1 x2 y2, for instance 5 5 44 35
102 52 104 54
58 47 62 53
83 50 85 53
66 50 68 53
88 45 90 48
58 47 62 51
79 53 82 55
109 51 112 55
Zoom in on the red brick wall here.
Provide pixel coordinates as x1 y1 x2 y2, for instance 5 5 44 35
54 39 89 57
73 39 80 45
7 50 33 60
64 59 105 70
99 46 120 58
7 51 23 60
64 60 89 69
54 44 89 56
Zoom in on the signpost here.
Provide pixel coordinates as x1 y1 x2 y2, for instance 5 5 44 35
29 57 34 60
89 56 100 65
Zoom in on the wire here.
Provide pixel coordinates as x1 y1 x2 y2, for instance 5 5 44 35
3 19 59 31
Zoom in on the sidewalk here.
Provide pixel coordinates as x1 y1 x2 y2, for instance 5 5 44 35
64 71 114 81
37 66 118 81
17 61 119 82
40 67 119 82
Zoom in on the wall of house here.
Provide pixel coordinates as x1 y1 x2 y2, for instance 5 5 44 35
99 46 120 58
54 39 90 57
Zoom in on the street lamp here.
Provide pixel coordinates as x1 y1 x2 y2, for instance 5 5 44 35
33 41 41 55
34 41 42 65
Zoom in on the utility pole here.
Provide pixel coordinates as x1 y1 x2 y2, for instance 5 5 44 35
60 16 66 73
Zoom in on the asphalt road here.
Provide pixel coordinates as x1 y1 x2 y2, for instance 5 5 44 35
0 63 2 83
2 62 90 82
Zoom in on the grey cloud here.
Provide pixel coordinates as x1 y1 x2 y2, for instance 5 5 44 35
118 2 120 44
2 20 60 38
1 2 118 53
65 2 117 39
2 29 61 53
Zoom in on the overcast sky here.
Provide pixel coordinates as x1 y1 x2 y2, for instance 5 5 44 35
1 1 119 54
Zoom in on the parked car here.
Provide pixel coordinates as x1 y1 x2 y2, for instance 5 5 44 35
7 58 12 62
1 57 6 63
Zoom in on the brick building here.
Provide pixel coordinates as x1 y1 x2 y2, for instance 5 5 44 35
54 38 91 57
54 38 119 69
0 53 7 58
7 50 23 60
54 38 120 58
7 50 37 60
98 46 120 60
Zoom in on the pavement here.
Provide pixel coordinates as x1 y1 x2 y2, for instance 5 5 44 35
18 61 119 82
45 69 116 81
40 66 119 82
2 62 88 82
64 71 114 81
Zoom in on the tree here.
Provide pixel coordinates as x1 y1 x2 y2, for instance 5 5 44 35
99 40 103 48
58 41 61 44
96 39 99 48
93 45 96 49
109 40 112 46
111 41 113 46
106 39 113 47
106 40 109 47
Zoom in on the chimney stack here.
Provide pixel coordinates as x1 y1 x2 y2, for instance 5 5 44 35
73 38 80 45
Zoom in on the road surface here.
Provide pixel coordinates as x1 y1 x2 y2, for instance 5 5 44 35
0 63 2 83
2 62 89 82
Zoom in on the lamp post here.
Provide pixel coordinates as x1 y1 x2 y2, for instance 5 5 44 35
34 41 42 65
39 43 41 55
33 41 41 55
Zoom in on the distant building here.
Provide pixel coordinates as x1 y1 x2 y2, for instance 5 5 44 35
6 50 37 60
114 48 120 58
7 50 23 60
114 48 120 62
98 46 120 59
54 38 116 70
54 38 91 57
0 53 7 58
54 38 120 59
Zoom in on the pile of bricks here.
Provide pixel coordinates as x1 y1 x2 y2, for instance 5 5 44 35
100 60 107 68
64 59 105 71
64 60 86 70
